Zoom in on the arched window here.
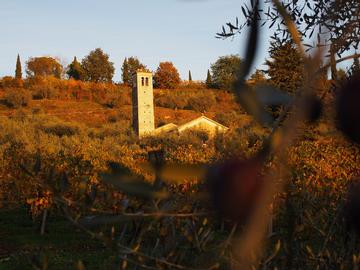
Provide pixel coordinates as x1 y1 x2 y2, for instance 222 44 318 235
141 77 145 86
145 77 149 86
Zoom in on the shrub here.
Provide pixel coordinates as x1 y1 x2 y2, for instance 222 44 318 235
180 129 210 143
215 112 234 127
107 114 118 123
155 95 187 110
27 76 61 99
186 93 216 112
4 88 32 108
42 123 80 137
107 111 131 123
32 107 44 115
89 122 133 142
101 90 130 108
0 76 23 88
31 86 59 100
179 81 206 90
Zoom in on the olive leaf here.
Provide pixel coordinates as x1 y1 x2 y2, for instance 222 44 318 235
232 1 274 125
254 85 293 106
100 162 168 199
137 162 207 184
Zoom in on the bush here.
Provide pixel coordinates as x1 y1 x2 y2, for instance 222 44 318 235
155 94 187 109
179 81 206 89
180 129 210 143
31 86 59 100
0 76 23 88
107 111 131 123
186 93 216 112
42 123 80 137
154 90 220 112
4 88 32 108
27 76 61 99
214 111 243 127
100 89 130 108
31 107 44 115
107 114 118 123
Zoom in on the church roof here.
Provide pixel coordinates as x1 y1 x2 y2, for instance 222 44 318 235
177 115 229 132
153 116 228 136
153 123 178 134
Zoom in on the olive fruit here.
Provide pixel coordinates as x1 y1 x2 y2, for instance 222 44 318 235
207 157 264 224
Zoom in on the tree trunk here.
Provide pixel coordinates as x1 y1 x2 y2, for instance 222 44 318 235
330 43 337 81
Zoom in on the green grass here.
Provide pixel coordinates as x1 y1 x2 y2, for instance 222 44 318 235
0 208 112 269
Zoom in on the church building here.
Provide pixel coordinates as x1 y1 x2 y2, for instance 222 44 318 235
132 70 228 137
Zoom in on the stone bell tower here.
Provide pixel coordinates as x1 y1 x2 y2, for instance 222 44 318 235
132 70 155 137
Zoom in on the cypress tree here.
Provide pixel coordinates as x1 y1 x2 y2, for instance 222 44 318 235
15 54 22 79
188 70 192 82
206 69 212 88
67 56 84 80
121 58 130 85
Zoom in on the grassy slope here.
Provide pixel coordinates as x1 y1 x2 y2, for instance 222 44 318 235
0 88 244 128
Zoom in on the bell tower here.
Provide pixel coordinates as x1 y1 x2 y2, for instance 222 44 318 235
132 70 155 137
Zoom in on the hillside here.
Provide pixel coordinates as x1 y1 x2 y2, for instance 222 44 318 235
0 78 251 129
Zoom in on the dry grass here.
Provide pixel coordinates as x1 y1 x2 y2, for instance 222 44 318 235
0 87 249 128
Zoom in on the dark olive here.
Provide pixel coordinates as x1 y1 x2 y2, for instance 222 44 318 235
207 157 264 224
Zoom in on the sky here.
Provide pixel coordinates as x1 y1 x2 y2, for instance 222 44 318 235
0 0 273 82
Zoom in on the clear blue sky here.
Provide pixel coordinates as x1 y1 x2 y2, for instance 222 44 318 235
0 0 273 82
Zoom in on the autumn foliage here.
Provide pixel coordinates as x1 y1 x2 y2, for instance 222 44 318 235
26 57 63 78
154 61 181 89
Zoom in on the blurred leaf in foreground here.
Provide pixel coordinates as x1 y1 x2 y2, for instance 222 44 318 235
100 162 168 199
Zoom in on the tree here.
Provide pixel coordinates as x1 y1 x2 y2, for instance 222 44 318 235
154 62 181 89
81 48 115 83
126 57 146 87
265 41 304 93
249 69 267 85
188 70 192 82
210 55 242 90
218 1 360 80
121 58 130 85
26 57 63 78
337 69 347 82
219 1 360 56
206 69 213 88
349 56 360 78
67 57 84 80
15 54 22 79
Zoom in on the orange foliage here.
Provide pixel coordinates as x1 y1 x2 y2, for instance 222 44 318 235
154 62 181 89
